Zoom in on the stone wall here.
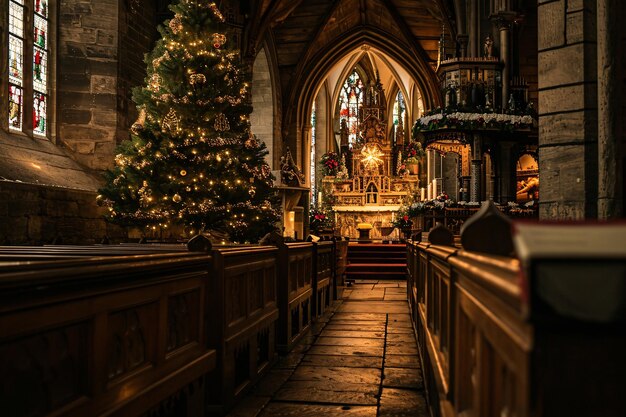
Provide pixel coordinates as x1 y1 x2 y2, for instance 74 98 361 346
0 182 125 245
537 0 598 219
117 1 158 148
57 0 121 170
250 48 275 169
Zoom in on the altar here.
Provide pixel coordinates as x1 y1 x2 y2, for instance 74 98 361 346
322 78 419 240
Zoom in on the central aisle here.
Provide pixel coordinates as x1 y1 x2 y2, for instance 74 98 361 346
228 280 429 417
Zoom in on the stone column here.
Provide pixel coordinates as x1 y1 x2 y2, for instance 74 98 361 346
597 0 624 219
469 0 478 57
470 134 483 202
538 0 598 219
499 20 511 110
498 141 516 204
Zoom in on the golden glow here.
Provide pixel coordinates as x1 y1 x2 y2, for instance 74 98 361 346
360 144 384 171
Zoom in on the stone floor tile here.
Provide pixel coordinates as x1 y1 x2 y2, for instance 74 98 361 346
385 344 419 355
374 282 401 288
258 403 378 417
386 333 416 343
384 294 408 300
301 354 383 368
315 336 384 348
307 344 383 357
388 313 412 321
324 323 386 332
347 290 385 300
386 326 414 334
273 386 379 406
289 366 381 385
320 329 385 339
383 367 424 390
384 287 407 294
378 388 429 416
337 301 408 314
384 354 421 368
331 312 387 321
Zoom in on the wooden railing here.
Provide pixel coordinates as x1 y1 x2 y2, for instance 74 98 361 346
312 241 334 319
407 206 626 417
0 251 215 417
275 242 313 352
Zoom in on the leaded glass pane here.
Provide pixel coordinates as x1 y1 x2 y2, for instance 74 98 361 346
33 14 47 50
339 71 363 145
33 93 47 136
34 0 48 17
33 47 48 92
9 35 24 85
9 86 23 130
9 1 24 36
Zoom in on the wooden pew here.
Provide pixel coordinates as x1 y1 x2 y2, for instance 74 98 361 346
205 246 279 414
312 241 334 320
0 252 216 417
275 242 313 353
407 206 626 417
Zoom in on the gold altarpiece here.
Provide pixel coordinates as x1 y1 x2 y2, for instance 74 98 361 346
323 81 419 239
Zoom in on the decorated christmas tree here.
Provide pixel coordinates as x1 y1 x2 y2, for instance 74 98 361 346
98 0 280 243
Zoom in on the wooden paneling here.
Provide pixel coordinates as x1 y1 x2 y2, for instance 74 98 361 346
406 240 626 417
0 250 215 417
276 242 314 352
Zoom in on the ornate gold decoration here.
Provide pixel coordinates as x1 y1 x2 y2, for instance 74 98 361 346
161 108 180 133
360 144 384 172
169 15 183 34
172 194 182 203
189 73 206 85
214 113 230 131
149 73 162 92
211 33 227 49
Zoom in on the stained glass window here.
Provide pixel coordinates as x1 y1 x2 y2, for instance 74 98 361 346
33 0 49 136
338 71 364 145
8 0 25 131
7 0 50 136
393 91 405 126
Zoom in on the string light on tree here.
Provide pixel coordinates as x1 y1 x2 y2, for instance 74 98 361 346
98 0 280 243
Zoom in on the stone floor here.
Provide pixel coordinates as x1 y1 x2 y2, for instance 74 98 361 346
227 280 429 417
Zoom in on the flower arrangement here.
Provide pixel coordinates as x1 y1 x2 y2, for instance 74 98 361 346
320 152 340 176
309 206 332 233
392 213 413 229
403 141 426 164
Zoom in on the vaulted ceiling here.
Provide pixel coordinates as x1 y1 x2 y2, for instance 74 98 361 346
246 0 456 66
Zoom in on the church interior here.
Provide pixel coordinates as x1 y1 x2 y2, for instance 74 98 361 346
0 0 625 416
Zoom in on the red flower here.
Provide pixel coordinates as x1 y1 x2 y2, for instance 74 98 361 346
403 215 409 221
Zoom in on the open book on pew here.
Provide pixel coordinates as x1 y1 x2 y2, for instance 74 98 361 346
512 222 626 323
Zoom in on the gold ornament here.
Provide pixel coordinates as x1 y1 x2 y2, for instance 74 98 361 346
214 113 230 131
172 194 182 203
169 15 183 34
161 108 180 133
149 73 162 92
211 32 227 49
180 169 187 176
189 73 206 85
131 107 147 135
